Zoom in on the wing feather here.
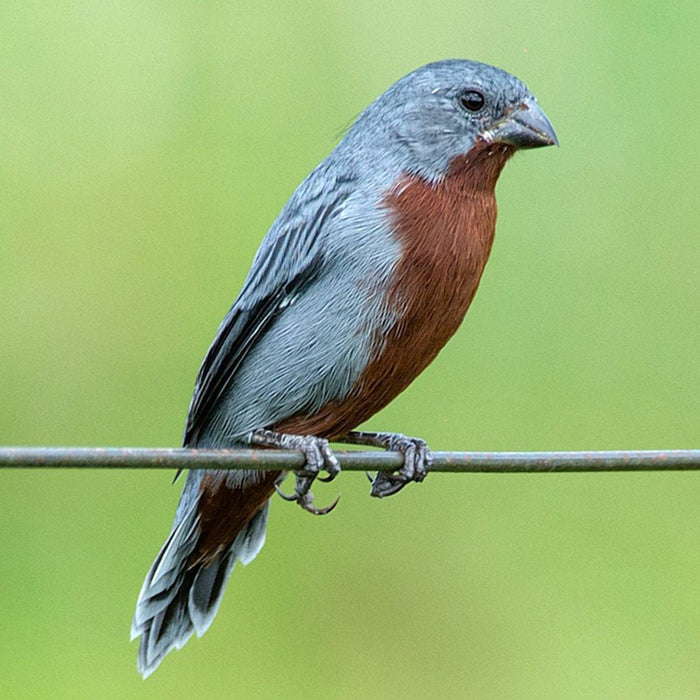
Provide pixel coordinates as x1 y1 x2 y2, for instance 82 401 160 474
183 172 354 446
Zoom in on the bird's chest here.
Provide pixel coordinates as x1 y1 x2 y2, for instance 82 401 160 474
380 173 498 359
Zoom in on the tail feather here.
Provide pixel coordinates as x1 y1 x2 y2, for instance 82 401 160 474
232 499 269 565
133 503 200 608
132 496 269 678
187 549 236 635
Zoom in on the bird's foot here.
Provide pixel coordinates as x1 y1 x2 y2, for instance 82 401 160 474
249 429 340 515
340 431 432 498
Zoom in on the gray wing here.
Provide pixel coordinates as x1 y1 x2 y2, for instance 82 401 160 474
183 168 356 446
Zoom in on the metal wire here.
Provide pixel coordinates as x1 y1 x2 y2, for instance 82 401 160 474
0 447 698 472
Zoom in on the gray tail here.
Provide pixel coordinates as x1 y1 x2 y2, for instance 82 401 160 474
131 497 269 678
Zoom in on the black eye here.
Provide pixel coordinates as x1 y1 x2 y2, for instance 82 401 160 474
459 90 485 112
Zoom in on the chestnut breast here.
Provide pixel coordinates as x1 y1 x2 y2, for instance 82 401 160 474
276 141 514 439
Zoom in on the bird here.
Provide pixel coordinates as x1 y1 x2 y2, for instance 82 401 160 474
131 58 558 677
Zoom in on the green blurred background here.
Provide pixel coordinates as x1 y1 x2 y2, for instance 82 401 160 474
1 1 698 698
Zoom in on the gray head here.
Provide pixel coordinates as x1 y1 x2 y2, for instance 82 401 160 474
341 59 558 182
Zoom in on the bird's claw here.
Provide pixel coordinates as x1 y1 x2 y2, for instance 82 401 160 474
368 435 432 499
317 470 338 483
274 482 340 514
273 483 298 502
370 472 421 498
297 490 341 515
249 430 340 515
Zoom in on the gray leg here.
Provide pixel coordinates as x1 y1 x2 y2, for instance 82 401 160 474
249 428 340 515
339 431 432 498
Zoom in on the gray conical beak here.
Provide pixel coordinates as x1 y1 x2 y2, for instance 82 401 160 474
487 97 559 149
